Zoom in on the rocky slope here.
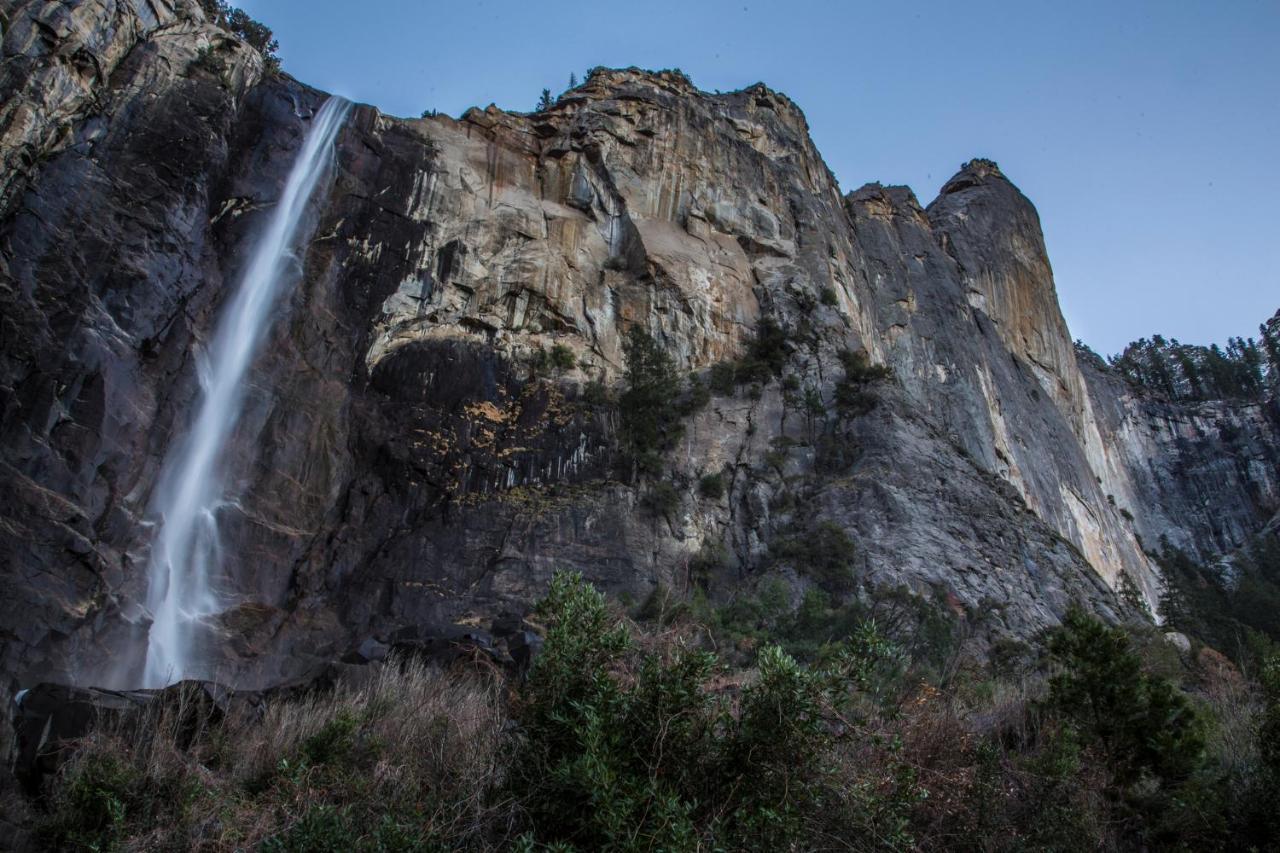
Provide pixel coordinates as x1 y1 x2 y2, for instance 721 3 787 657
1 0 1276 700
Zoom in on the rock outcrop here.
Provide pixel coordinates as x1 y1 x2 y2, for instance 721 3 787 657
1 0 1276 701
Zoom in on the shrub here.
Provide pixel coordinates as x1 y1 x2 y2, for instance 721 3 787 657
41 753 140 851
833 348 892 419
820 286 839 306
34 575 1280 850
512 571 910 850
708 361 737 395
509 572 696 849
580 376 611 407
1047 607 1205 787
706 319 791 397
1157 535 1280 675
263 807 438 852
191 46 225 77
770 520 858 593
549 343 575 371
744 317 789 378
695 544 730 582
641 480 681 517
528 343 576 377
680 374 711 413
837 348 892 384
698 471 725 500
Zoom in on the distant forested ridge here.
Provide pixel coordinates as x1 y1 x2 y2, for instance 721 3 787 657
1082 309 1280 402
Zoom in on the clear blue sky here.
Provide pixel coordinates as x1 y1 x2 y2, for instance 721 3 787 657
239 0 1279 356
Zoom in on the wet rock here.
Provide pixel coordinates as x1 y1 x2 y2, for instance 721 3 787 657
9 680 242 793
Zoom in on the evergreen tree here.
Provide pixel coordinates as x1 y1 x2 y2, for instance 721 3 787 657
1171 342 1204 398
1261 319 1280 377
198 1 280 71
617 327 684 480
1048 608 1205 787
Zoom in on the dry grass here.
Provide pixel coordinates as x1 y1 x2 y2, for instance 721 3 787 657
39 656 509 851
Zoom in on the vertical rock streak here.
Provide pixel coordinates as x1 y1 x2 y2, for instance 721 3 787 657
142 96 351 687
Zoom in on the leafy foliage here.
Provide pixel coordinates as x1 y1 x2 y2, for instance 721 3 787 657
769 520 858 593
1047 607 1205 787
511 571 924 851
707 318 790 394
834 348 892 418
198 1 281 71
697 471 725 499
528 342 576 376
640 479 681 518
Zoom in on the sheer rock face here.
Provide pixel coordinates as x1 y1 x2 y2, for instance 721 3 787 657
0 0 1276 693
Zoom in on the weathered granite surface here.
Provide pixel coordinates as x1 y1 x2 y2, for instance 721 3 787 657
1 0 1276 698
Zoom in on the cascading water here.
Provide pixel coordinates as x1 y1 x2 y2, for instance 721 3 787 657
142 96 351 687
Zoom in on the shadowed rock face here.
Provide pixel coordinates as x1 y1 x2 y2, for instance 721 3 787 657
0 0 1276 695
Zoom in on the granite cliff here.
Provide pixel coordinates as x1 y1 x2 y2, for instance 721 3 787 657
1 0 1277 704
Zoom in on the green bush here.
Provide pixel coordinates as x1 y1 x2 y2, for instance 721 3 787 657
40 753 134 851
191 46 225 77
300 712 359 767
261 806 434 852
708 361 737 396
688 541 729 590
833 349 891 418
707 319 791 396
641 480 681 517
549 343 576 371
40 751 200 852
528 343 576 377
1047 607 1205 787
1158 535 1280 671
739 317 789 382
510 571 917 850
681 374 711 413
698 471 725 499
580 376 611 407
770 521 857 593
509 572 697 849
35 571 1280 850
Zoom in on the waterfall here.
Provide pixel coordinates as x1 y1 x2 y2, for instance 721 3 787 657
142 96 351 687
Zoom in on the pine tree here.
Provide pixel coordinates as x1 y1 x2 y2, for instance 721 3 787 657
617 327 683 481
1261 319 1280 377
536 88 553 112
1172 342 1203 399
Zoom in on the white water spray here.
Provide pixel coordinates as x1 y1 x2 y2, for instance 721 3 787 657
142 97 351 687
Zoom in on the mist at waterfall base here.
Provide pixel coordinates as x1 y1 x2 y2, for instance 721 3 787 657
139 97 351 689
